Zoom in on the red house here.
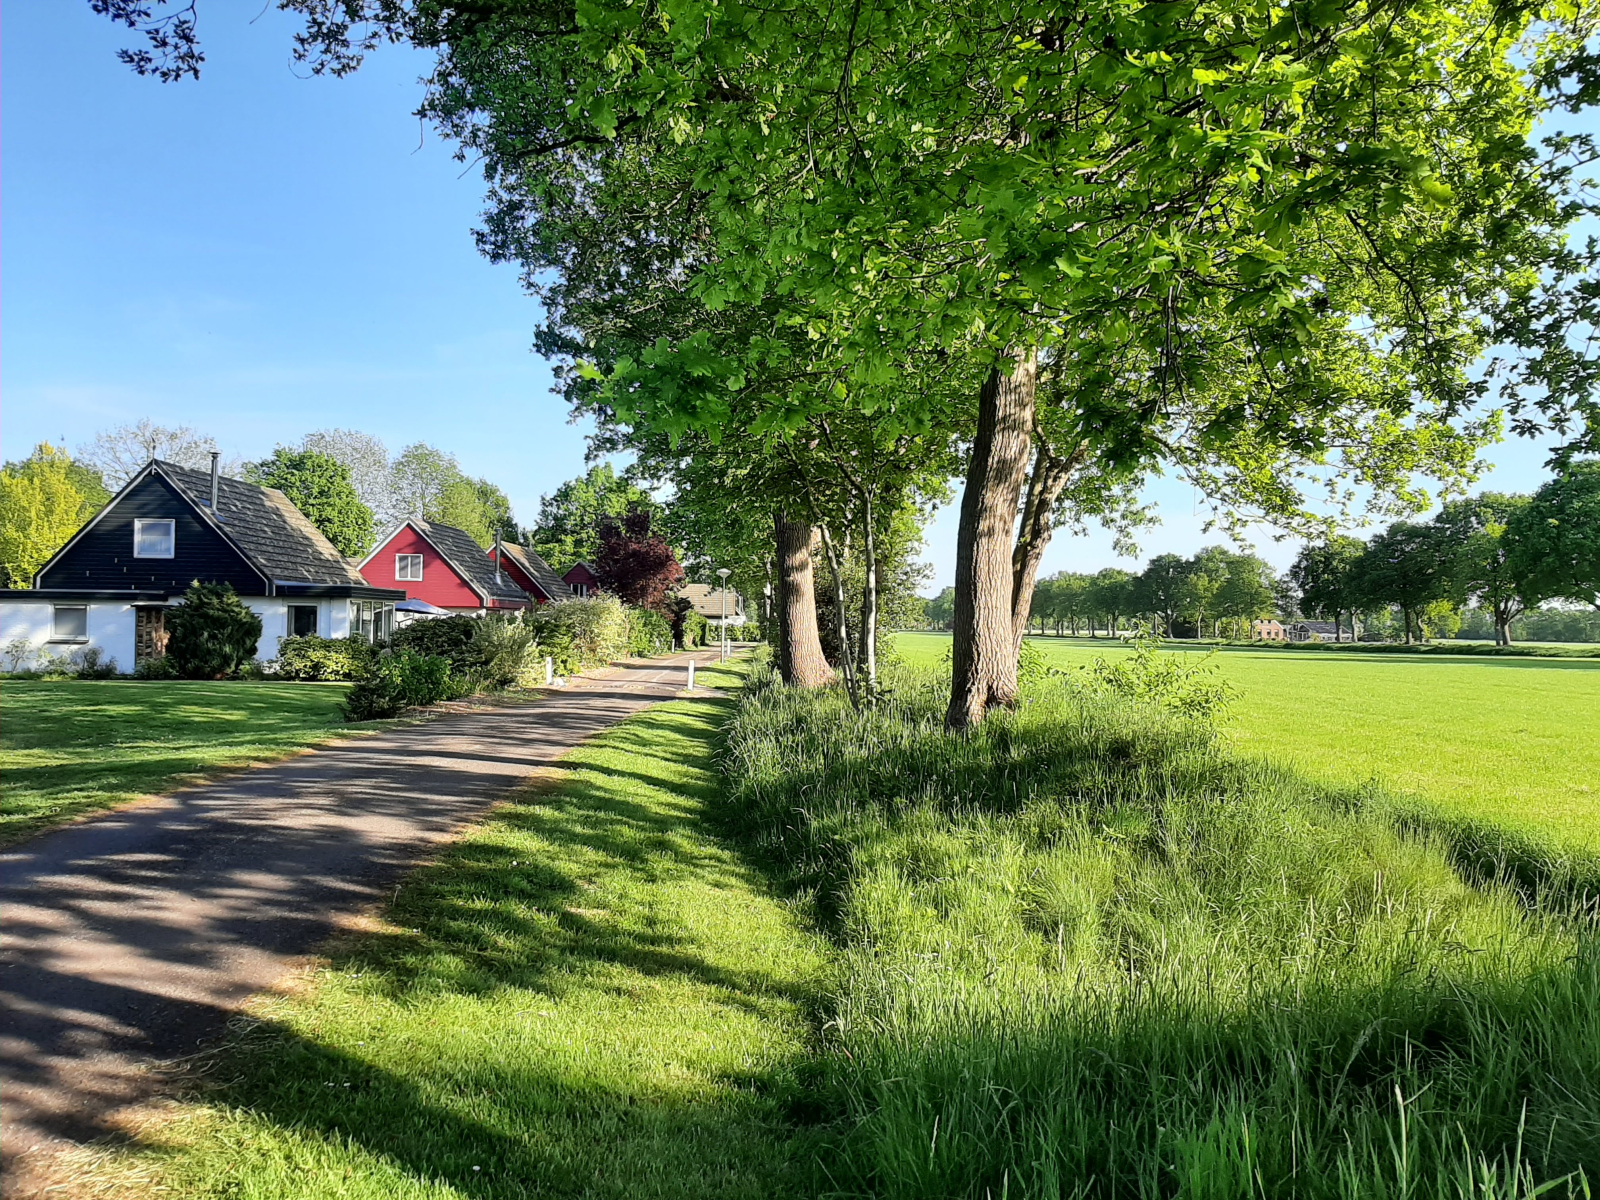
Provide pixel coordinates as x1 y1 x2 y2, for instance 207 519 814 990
360 519 532 613
489 543 570 605
563 562 599 598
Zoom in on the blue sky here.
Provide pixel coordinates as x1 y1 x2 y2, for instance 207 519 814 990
2 1 1579 589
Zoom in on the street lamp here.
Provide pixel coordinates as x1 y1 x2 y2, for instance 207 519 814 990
717 567 731 662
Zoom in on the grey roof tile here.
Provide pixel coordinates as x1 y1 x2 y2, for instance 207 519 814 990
410 519 530 605
500 543 570 602
157 460 369 587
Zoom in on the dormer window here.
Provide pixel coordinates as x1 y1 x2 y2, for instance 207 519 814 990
134 519 175 558
395 554 423 582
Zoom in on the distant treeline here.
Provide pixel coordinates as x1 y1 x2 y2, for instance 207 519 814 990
919 461 1600 645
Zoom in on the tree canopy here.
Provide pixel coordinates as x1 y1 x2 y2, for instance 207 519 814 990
246 448 376 558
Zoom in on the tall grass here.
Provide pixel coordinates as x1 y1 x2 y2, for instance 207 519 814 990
719 657 1600 1199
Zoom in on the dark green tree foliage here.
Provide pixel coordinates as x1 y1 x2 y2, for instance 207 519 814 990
923 588 955 631
1289 537 1366 641
530 465 659 572
1434 493 1537 644
1351 523 1455 643
341 652 455 721
1133 555 1193 637
246 448 375 558
165 582 263 678
1508 461 1600 611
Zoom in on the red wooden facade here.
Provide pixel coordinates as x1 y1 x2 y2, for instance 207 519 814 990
563 562 598 597
489 546 553 604
361 523 530 611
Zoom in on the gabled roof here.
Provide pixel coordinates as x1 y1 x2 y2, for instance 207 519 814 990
156 461 370 587
679 583 745 620
499 543 569 602
366 518 529 605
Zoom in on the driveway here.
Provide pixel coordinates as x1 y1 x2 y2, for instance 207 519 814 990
0 651 721 1190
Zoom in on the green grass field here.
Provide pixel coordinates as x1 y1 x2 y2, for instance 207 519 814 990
894 633 1600 850
0 680 354 846
72 664 827 1199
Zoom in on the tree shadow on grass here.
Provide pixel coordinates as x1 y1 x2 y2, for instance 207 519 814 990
116 697 828 1198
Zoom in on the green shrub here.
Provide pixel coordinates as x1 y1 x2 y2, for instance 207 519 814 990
133 654 179 680
391 614 542 691
720 658 1600 1199
69 646 120 679
625 605 674 657
677 606 709 649
165 582 264 679
527 597 633 674
341 650 459 721
271 635 374 681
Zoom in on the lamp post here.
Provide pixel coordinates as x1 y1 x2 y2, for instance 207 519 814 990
717 567 731 662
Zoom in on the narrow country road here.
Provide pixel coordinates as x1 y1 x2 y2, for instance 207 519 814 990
0 651 722 1191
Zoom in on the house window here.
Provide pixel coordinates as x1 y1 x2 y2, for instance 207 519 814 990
288 605 318 637
52 605 88 643
572 582 588 598
134 519 175 558
395 553 424 582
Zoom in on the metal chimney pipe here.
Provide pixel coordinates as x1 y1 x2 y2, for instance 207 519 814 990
209 451 220 513
494 533 504 584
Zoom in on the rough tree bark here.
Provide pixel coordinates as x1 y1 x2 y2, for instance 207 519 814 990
947 350 1039 731
1009 440 1084 651
776 513 834 687
856 495 878 692
815 522 859 704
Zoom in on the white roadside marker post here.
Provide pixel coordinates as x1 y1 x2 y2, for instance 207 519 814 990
545 656 554 686
687 660 695 690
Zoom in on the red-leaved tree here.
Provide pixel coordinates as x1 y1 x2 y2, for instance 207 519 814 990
592 509 684 612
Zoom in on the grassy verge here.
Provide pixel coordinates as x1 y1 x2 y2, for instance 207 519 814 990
722 658 1600 1198
81 670 829 1198
894 633 1600 851
0 680 356 846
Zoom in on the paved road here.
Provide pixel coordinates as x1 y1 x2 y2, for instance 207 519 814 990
1 652 719 1191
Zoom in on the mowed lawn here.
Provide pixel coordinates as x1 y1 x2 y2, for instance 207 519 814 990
0 680 352 846
895 633 1600 849
79 676 828 1199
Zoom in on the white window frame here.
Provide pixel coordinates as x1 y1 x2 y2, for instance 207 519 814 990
51 605 89 643
572 582 588 598
133 518 176 559
395 553 424 582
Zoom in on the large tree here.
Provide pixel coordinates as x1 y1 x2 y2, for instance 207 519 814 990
1508 461 1600 612
1350 522 1456 643
77 419 237 489
101 0 1600 726
1289 536 1366 642
246 448 375 558
1434 493 1538 645
529 465 659 572
0 445 91 587
592 509 684 611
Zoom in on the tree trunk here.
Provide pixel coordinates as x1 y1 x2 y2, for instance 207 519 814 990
948 350 1038 731
1009 441 1080 651
856 499 879 691
817 523 858 704
776 514 833 688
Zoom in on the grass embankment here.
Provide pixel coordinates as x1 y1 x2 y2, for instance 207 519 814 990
0 680 352 846
896 633 1600 850
722 660 1600 1198
87 663 829 1199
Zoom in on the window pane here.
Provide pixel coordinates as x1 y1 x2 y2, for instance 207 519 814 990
135 520 175 558
54 606 88 640
290 606 318 637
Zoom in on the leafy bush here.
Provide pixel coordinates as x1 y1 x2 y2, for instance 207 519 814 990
69 645 120 679
165 582 264 679
341 650 459 721
133 654 179 680
272 635 374 681
676 606 709 649
625 606 674 657
391 614 542 690
1075 630 1234 719
526 597 633 674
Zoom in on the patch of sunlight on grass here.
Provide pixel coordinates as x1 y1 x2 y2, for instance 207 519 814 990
893 632 1600 850
0 681 355 845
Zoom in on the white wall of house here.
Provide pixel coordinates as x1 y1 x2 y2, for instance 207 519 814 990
250 598 352 660
0 599 137 672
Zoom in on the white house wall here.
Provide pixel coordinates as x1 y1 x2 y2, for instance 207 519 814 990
0 599 137 672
